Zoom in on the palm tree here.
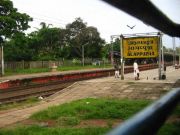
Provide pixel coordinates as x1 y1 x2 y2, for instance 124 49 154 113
40 22 53 29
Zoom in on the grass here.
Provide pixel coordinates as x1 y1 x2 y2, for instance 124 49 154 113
5 68 50 76
1 123 178 135
172 104 180 116
155 105 180 135
57 65 111 71
157 122 180 135
57 116 80 126
4 65 112 76
30 98 151 121
0 98 179 135
0 126 109 135
0 97 40 111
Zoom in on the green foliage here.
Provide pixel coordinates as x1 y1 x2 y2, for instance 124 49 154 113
0 0 32 42
72 58 81 65
3 17 105 61
57 117 80 126
0 97 39 111
172 105 180 116
25 26 67 61
31 98 151 121
157 122 180 135
5 68 50 76
0 98 179 135
4 65 111 76
101 43 111 59
4 33 34 61
1 0 32 61
100 38 121 60
33 27 63 60
113 38 121 52
64 18 105 58
57 65 111 71
0 126 109 135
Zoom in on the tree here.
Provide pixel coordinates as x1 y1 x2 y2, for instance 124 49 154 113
3 15 105 61
66 18 105 59
66 18 87 58
4 33 34 61
113 38 121 52
0 0 32 42
0 0 32 75
27 22 68 60
83 26 105 58
101 43 112 59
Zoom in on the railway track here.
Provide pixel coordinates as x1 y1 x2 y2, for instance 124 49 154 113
0 64 170 104
0 69 115 104
0 81 73 104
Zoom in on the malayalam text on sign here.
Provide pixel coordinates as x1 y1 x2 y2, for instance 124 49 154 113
123 36 159 58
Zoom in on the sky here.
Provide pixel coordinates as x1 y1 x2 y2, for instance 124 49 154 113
11 0 180 48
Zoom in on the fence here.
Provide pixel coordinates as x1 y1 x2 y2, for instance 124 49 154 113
4 58 111 70
3 60 173 71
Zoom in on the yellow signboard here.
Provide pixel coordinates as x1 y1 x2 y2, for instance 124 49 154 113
123 36 159 58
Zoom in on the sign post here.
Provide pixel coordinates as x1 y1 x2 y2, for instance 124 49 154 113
120 35 124 80
0 45 4 77
110 36 114 65
158 32 164 80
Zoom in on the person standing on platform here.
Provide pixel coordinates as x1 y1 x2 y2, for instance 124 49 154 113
133 60 140 80
114 62 120 78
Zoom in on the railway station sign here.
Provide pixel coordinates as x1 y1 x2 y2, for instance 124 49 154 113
123 36 159 58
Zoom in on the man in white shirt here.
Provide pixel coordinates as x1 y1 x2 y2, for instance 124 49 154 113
114 63 120 78
133 60 140 80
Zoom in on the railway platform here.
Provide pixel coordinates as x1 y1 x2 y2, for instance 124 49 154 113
0 66 179 128
0 68 114 89
0 64 174 84
0 68 108 82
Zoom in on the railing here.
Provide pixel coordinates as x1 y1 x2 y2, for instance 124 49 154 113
106 88 180 135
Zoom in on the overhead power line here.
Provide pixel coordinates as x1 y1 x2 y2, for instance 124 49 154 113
18 9 73 25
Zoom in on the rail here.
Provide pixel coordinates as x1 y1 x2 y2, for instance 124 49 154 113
106 88 180 135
